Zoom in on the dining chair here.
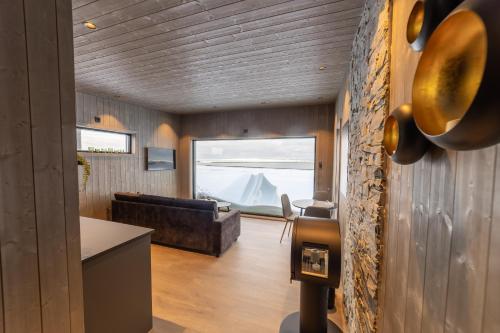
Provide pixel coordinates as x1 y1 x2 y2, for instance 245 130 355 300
313 190 330 201
304 206 331 218
280 194 298 243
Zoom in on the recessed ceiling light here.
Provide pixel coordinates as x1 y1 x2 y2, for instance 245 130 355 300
84 21 97 30
319 66 327 70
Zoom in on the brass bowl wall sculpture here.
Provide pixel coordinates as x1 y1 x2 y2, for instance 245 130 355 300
412 0 500 150
407 0 463 51
383 104 430 165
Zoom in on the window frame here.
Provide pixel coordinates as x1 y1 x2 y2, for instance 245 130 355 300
191 136 317 217
76 126 134 155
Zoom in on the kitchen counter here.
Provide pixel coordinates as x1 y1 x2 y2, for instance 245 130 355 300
81 217 153 261
80 217 153 333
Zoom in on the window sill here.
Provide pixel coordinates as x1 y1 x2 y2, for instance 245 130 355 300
78 152 136 158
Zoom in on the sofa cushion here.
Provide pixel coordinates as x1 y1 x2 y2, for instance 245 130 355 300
138 195 218 219
209 200 219 220
114 192 141 202
137 194 174 206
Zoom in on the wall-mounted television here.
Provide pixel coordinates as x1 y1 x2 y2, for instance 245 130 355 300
146 147 176 171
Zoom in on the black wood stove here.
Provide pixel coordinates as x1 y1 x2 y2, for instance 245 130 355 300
279 216 342 333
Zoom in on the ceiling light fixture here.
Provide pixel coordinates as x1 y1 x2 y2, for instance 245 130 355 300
84 21 97 30
319 66 327 70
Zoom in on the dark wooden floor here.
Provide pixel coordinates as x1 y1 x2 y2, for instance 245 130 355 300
150 217 345 332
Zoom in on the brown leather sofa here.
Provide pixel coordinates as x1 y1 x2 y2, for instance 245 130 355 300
111 192 240 257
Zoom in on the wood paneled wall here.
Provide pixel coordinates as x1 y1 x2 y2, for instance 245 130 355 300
332 81 350 314
0 0 84 331
76 92 180 220
178 104 335 200
334 87 351 230
380 1 500 332
331 100 342 219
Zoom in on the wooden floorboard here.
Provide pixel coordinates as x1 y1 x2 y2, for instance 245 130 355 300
150 217 345 333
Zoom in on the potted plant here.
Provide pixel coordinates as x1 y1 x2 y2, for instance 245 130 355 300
77 154 91 192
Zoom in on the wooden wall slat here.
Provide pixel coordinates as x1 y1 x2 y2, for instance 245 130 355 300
337 87 350 295
56 0 85 331
0 1 42 331
381 160 400 332
482 146 500 332
392 165 413 331
404 152 432 333
382 0 421 328
420 149 457 333
1 0 84 331
76 92 180 219
24 0 72 330
445 148 497 332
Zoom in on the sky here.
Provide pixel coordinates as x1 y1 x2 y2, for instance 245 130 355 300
194 137 316 162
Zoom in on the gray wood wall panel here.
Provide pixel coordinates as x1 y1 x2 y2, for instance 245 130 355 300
379 1 500 332
58 0 86 330
331 83 348 218
0 0 84 331
445 148 496 332
24 0 72 330
178 104 335 200
332 82 349 304
404 153 432 333
420 149 456 333
391 165 413 332
0 2 42 331
76 92 180 220
380 156 401 332
483 146 500 332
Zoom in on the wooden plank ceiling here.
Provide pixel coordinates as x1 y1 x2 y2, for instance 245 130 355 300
72 0 364 113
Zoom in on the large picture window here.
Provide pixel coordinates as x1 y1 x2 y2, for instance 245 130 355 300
194 137 316 216
77 127 132 154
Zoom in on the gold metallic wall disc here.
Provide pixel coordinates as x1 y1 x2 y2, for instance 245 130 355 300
383 104 430 165
414 11 486 136
413 0 500 150
383 116 399 156
406 0 462 52
407 1 425 46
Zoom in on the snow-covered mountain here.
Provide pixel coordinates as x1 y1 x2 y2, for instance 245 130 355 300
217 173 280 206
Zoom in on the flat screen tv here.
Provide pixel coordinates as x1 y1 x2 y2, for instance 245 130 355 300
146 147 176 171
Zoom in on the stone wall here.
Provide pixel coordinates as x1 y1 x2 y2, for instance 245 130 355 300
342 0 391 332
